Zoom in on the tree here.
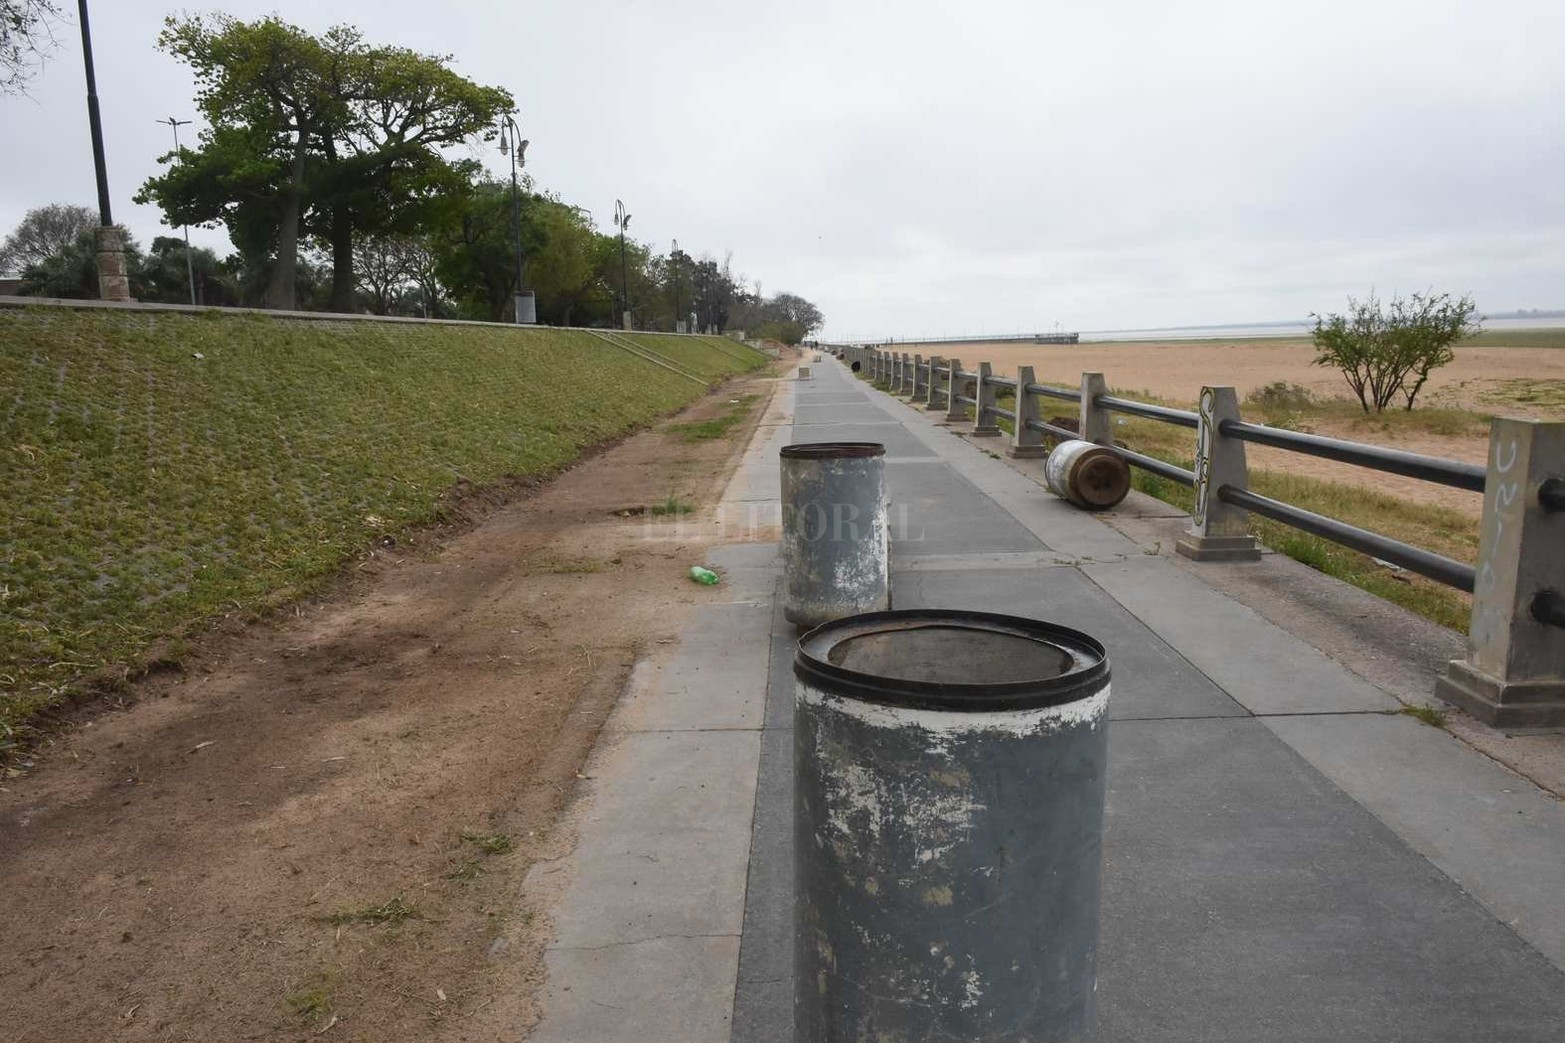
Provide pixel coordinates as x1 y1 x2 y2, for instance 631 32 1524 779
1 0 60 94
140 235 237 305
143 16 350 310
0 203 96 272
139 15 510 312
1311 290 1480 412
352 233 412 314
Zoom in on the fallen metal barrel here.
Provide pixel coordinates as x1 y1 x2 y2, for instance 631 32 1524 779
1045 439 1131 511
794 610 1111 1042
780 442 889 627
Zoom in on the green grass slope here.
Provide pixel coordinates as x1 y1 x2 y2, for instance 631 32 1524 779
0 308 765 748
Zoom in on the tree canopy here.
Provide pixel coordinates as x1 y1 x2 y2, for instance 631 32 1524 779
0 0 61 94
137 14 511 311
0 202 96 272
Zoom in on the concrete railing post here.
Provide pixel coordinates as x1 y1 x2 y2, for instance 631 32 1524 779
892 352 903 390
924 355 946 411
1008 365 1047 458
1436 420 1565 728
944 358 968 423
972 361 1002 437
912 354 927 400
1079 371 1112 446
1176 386 1262 561
902 353 916 396
874 351 887 386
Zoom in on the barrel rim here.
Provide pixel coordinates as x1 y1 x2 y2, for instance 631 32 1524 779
780 441 886 460
794 609 1109 712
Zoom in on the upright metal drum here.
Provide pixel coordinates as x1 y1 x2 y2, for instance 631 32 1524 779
780 442 889 628
794 610 1111 1042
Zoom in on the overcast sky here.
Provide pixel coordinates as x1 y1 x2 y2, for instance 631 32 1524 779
3 0 1562 336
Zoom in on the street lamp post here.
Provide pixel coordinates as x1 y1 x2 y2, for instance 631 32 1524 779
614 199 631 331
76 0 128 301
156 116 197 305
498 114 534 324
671 239 681 333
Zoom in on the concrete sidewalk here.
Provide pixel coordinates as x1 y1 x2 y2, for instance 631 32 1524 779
527 359 1565 1042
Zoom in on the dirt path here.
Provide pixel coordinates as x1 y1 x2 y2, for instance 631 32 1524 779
0 372 782 1042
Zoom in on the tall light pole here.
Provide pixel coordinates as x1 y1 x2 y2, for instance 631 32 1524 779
613 199 631 330
498 114 533 324
156 117 197 304
671 238 681 333
76 0 128 301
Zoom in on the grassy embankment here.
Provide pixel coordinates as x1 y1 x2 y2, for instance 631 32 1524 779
0 307 766 753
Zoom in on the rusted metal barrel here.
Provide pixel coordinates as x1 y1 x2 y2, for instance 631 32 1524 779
1045 439 1131 510
794 610 1111 1042
780 442 889 628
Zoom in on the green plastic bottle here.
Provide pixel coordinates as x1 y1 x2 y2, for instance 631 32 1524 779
689 565 720 585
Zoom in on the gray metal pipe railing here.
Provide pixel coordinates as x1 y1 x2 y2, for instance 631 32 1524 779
954 395 977 407
1024 417 1081 442
1097 395 1199 429
1532 590 1565 629
1025 381 1083 403
992 405 1017 421
1219 420 1486 492
1219 485 1476 591
1107 445 1197 487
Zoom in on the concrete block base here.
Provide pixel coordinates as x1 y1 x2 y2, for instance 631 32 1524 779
1434 660 1565 730
924 400 945 411
971 426 1002 438
1006 444 1048 459
1176 533 1262 562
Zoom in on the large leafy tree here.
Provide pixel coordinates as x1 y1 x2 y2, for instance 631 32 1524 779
0 203 96 272
138 14 510 312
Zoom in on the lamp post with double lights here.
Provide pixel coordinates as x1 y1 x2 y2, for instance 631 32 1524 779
613 199 631 330
671 238 683 333
498 114 534 324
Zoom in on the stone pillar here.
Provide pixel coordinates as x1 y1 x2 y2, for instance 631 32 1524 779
944 358 968 423
1008 365 1048 458
1436 420 1565 728
899 353 913 396
972 361 1002 437
622 310 634 331
912 354 927 400
1079 372 1112 446
1176 386 1262 561
95 225 132 302
924 355 946 410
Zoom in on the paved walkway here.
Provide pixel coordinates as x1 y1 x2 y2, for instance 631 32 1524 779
527 359 1565 1042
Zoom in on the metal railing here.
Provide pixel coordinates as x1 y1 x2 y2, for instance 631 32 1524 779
836 343 1565 729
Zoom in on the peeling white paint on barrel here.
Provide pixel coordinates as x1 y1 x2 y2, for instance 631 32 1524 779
780 442 890 628
794 610 1110 1042
1044 439 1131 511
